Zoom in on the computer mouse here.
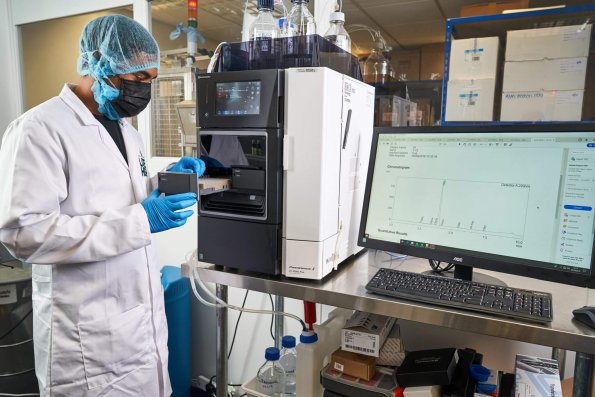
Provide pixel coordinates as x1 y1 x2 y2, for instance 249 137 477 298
572 306 595 330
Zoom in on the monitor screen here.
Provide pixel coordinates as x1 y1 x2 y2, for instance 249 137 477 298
360 127 595 287
215 81 261 116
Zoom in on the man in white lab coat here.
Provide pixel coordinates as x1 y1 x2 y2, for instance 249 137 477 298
0 15 203 397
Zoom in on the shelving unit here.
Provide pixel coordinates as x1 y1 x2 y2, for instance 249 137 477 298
182 253 595 397
440 4 595 126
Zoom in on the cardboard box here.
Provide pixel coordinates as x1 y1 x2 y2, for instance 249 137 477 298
502 57 588 92
330 349 377 381
341 311 396 357
501 90 584 121
377 323 405 367
420 43 445 81
393 49 421 81
449 37 501 80
460 0 529 17
396 348 458 387
445 78 497 121
506 24 592 61
515 355 562 397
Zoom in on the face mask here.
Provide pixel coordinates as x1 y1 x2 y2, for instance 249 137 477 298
110 78 152 118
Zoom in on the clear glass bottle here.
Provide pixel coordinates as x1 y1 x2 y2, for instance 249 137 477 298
363 46 393 85
282 0 316 37
257 347 286 396
250 0 280 41
324 11 351 53
279 336 297 395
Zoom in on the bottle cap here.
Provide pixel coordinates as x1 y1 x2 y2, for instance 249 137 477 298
282 335 296 348
329 12 345 22
393 387 405 397
265 347 280 361
469 364 491 382
299 330 318 344
257 0 274 10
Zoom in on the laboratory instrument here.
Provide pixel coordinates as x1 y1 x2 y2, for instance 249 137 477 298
363 45 393 84
257 347 286 396
158 172 198 196
249 0 280 70
282 0 316 37
346 24 393 84
196 67 374 279
250 0 280 40
279 336 297 395
366 268 553 322
359 126 595 288
324 12 351 53
168 0 206 67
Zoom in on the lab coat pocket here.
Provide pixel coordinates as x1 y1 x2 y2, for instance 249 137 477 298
78 304 151 389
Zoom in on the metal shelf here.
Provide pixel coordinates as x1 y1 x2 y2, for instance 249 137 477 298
440 4 595 125
182 252 595 354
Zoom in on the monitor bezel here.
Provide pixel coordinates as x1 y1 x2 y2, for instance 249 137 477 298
358 125 595 288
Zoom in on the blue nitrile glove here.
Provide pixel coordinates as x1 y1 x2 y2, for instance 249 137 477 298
168 156 206 176
141 189 197 233
200 155 225 168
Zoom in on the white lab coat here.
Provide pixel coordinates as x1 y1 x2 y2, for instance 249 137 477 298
0 85 172 397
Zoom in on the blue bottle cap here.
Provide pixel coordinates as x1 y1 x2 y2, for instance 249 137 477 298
469 364 491 382
282 335 296 348
257 0 274 10
265 347 280 361
299 330 318 344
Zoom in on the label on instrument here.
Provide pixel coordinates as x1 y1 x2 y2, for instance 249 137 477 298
0 284 17 305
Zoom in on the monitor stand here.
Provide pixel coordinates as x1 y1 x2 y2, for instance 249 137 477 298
426 264 507 287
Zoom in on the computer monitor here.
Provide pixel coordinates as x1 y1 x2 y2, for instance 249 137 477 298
359 126 595 288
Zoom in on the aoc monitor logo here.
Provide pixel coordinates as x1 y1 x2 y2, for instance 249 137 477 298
452 257 464 263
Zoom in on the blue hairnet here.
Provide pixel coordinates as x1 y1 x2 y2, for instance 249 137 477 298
77 15 160 120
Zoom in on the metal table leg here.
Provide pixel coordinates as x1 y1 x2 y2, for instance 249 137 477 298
552 348 566 379
572 353 594 397
216 284 228 397
274 295 285 349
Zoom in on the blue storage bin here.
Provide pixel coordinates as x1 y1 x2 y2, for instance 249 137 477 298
161 266 191 397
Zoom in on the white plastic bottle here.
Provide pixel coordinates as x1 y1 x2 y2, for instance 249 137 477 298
295 330 321 397
324 11 351 53
282 0 316 37
257 347 286 396
295 309 352 397
250 0 280 41
279 336 297 395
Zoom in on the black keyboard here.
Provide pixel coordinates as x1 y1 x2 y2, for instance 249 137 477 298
366 268 553 323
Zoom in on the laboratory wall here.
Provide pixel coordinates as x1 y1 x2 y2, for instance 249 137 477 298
19 8 193 111
0 0 19 137
20 10 128 110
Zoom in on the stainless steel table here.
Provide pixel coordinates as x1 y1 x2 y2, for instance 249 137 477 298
182 251 595 397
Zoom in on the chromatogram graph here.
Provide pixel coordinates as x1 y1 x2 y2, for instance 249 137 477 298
389 177 530 240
